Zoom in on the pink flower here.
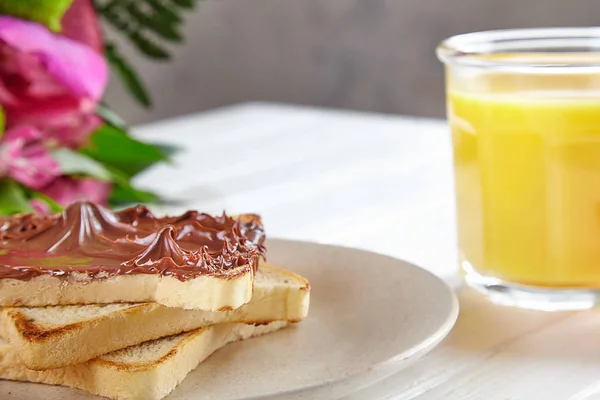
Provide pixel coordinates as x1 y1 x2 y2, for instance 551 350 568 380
40 176 111 207
0 126 61 189
0 16 108 148
30 198 51 215
61 0 104 54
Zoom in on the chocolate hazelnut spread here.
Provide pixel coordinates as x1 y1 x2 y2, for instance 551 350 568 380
0 202 265 281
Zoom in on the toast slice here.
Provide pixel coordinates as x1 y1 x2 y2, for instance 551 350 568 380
0 264 310 370
0 320 289 400
0 202 265 310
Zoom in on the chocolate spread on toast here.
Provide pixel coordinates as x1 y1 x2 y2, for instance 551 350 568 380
0 202 265 281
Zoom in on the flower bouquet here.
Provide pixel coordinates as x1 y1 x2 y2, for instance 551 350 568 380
0 0 194 215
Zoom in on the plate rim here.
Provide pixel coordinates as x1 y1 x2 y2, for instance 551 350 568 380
248 237 460 399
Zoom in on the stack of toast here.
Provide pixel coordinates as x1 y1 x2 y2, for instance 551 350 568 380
0 202 310 399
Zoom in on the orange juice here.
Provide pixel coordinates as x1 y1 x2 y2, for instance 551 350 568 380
450 88 600 287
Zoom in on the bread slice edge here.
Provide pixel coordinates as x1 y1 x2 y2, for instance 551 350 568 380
0 321 289 400
0 264 310 370
0 265 253 310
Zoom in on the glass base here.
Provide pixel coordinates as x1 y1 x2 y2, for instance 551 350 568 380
462 261 600 311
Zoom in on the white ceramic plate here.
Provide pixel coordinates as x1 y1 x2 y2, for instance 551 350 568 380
0 239 458 400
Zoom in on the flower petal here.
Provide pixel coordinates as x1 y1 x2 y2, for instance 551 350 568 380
0 44 66 107
41 176 111 206
0 16 108 101
30 198 51 214
60 0 103 54
1 126 61 189
6 96 102 148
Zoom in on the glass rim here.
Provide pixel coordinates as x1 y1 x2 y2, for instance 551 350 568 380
437 27 600 73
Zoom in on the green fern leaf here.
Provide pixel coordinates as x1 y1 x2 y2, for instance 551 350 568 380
144 0 182 23
102 6 130 32
105 44 152 107
129 31 171 60
96 0 197 109
125 3 183 41
168 0 195 8
96 0 124 14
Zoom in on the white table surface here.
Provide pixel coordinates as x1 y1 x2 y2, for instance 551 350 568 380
133 102 600 400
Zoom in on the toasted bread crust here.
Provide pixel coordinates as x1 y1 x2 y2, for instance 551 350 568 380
0 321 289 400
7 304 149 342
93 332 193 372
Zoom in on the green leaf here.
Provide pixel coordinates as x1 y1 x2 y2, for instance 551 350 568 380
104 164 131 186
109 183 160 206
129 31 171 60
81 124 168 177
97 0 120 13
96 0 196 109
145 0 182 23
105 43 152 108
51 148 112 181
101 5 129 32
0 179 32 215
96 104 128 130
168 0 196 9
103 165 161 206
126 3 183 42
148 142 181 159
0 0 73 31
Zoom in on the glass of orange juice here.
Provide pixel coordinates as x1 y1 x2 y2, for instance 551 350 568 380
437 28 600 310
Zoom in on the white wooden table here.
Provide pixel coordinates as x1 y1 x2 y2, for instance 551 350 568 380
133 103 600 400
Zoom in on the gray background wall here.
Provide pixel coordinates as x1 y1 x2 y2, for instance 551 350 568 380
103 0 600 125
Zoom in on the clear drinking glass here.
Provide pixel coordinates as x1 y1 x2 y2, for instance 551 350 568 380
437 28 600 310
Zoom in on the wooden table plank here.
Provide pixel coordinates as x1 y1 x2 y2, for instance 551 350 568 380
134 103 457 278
